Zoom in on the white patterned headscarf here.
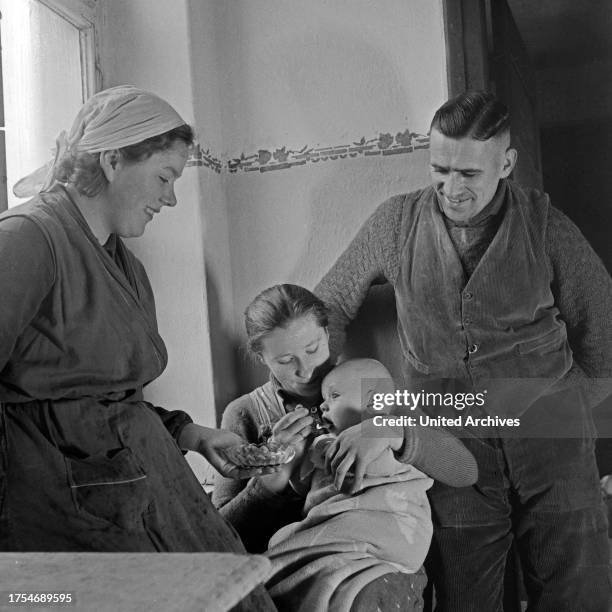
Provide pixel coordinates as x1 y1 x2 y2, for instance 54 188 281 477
13 85 187 198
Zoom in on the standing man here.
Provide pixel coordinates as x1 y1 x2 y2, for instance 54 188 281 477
316 91 612 611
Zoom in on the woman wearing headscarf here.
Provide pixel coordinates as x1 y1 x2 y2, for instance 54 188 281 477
0 84 274 606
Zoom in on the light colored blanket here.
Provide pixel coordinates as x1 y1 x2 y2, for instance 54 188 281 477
265 442 433 612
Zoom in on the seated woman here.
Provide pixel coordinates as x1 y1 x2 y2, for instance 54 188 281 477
0 86 275 610
213 284 478 610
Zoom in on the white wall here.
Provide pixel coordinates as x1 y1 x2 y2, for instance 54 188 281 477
195 0 448 395
185 2 238 417
98 0 448 478
213 0 446 153
99 0 218 480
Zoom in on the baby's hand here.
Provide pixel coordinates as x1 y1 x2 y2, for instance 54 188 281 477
324 418 404 493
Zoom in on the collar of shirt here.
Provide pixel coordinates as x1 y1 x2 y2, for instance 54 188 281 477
269 374 322 411
436 179 507 228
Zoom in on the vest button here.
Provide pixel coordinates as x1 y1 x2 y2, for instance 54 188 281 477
468 344 479 354
464 291 473 300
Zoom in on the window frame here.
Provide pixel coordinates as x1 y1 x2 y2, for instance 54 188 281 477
0 0 101 211
36 0 101 101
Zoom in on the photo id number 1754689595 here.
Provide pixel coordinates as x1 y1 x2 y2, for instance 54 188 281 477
1 592 74 606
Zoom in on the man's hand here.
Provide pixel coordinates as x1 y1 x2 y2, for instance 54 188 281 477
324 418 404 493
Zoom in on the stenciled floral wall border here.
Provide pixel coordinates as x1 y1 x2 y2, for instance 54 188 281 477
186 129 430 174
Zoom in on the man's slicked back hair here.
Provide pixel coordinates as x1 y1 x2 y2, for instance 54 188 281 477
431 91 510 140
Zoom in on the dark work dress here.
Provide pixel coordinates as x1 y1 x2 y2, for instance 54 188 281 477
0 187 274 610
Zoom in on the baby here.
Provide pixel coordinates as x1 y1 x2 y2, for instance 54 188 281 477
265 359 433 611
316 357 405 469
289 358 433 515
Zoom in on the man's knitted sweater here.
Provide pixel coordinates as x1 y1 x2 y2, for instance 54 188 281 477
315 179 612 409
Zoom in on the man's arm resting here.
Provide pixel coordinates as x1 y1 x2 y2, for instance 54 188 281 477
395 425 479 487
315 195 405 356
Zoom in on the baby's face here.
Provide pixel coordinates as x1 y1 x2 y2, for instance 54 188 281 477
320 369 363 433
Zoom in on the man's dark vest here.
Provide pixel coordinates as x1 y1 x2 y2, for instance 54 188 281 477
395 180 572 397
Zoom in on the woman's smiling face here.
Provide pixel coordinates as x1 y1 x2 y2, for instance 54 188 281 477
103 140 188 238
258 314 331 399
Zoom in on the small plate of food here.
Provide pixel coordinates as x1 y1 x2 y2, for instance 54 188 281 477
220 441 296 468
